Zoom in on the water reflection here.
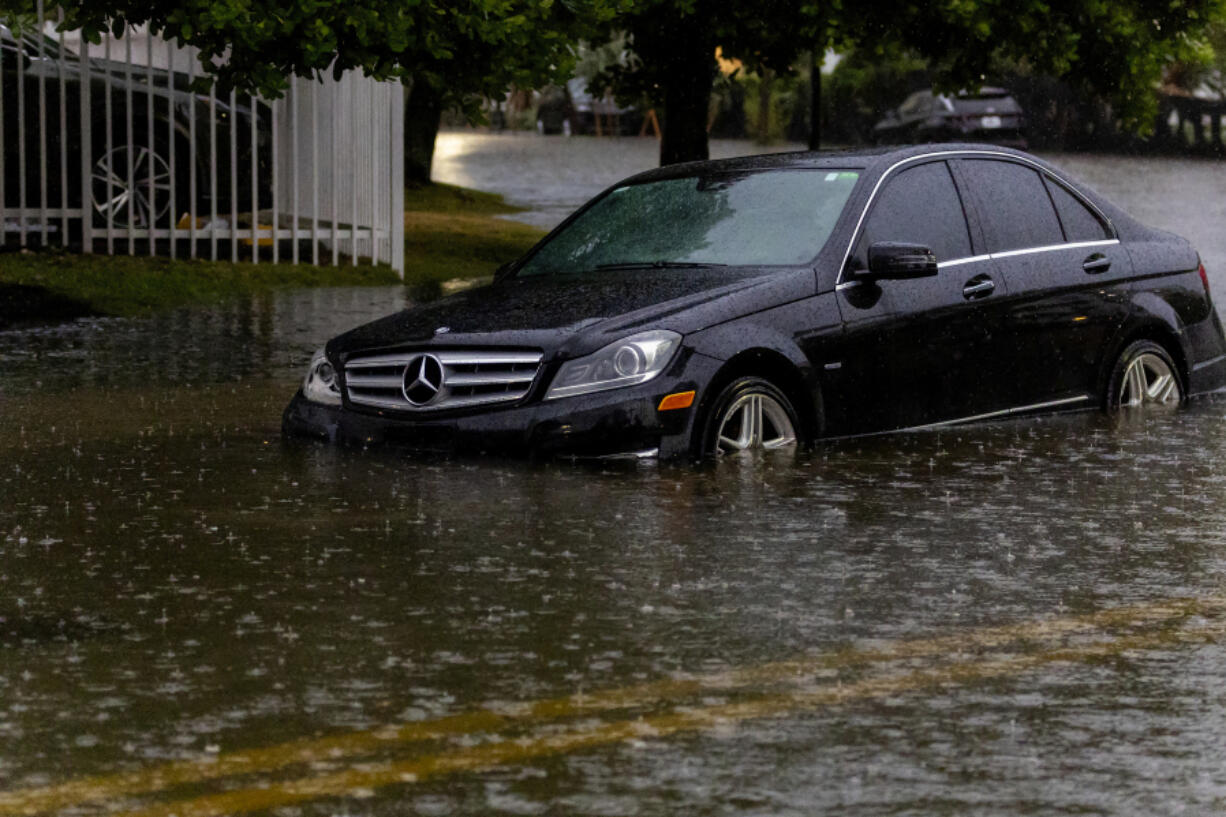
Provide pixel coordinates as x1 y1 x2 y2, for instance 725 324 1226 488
4 143 1226 812
0 286 408 397
4 381 1226 812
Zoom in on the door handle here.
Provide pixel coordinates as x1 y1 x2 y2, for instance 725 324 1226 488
1082 253 1111 274
962 274 995 300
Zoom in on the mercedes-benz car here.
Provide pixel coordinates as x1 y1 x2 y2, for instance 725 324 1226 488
283 144 1226 460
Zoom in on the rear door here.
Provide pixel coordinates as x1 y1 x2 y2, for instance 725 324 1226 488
828 158 1014 432
955 158 1130 408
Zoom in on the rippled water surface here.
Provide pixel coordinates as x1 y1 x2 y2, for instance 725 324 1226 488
3 136 1226 816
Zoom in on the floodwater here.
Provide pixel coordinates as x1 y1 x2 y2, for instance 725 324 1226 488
4 135 1226 816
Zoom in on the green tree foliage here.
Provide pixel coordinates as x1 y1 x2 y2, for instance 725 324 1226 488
599 0 1226 164
0 0 618 105
594 1 841 163
875 0 1223 133
3 0 622 181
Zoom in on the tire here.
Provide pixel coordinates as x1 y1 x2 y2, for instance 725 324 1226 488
695 376 801 457
1106 339 1183 413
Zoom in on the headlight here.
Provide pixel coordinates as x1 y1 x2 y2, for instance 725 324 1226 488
302 347 341 406
545 330 680 400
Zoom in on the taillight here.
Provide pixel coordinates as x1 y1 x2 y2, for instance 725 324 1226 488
1199 262 1211 296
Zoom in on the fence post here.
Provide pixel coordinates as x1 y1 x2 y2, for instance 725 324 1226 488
78 21 91 252
390 83 404 277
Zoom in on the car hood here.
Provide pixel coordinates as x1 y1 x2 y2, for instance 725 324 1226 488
329 267 808 361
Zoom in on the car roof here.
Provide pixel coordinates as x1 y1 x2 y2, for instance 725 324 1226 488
626 143 1043 184
598 144 1165 245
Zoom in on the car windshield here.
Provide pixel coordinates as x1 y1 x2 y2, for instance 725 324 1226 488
514 169 860 276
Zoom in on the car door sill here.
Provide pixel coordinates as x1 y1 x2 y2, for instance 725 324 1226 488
824 395 1093 441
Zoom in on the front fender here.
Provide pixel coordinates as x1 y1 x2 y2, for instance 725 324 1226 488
685 295 838 367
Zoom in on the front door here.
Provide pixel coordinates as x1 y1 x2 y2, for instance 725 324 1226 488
829 158 1015 433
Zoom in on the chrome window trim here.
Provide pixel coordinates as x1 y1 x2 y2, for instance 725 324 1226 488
833 239 1120 291
836 149 1118 286
991 238 1118 260
937 254 992 269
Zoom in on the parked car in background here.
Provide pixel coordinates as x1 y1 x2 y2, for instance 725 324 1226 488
874 87 1026 148
536 78 640 136
285 144 1226 461
1 22 268 234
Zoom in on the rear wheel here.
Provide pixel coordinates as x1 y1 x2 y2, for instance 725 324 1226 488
1107 340 1182 413
697 376 800 457
91 143 175 229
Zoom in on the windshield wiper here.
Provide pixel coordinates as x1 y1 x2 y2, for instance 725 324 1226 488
595 260 728 271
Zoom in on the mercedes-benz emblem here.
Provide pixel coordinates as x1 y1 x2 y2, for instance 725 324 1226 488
402 353 445 406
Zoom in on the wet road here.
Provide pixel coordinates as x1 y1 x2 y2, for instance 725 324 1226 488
4 136 1226 815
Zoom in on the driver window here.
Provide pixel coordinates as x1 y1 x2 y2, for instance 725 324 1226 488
849 161 973 272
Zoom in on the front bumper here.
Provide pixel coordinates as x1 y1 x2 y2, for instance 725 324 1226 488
282 353 722 460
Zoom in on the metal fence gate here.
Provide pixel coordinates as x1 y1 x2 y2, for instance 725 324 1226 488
1 8 404 274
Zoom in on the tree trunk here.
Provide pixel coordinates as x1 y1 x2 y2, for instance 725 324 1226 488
808 50 821 151
757 69 774 143
405 78 444 185
658 30 716 166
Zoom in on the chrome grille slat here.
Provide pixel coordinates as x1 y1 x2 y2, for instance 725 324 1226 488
446 372 537 386
345 374 404 388
344 353 415 369
344 348 543 412
437 351 542 365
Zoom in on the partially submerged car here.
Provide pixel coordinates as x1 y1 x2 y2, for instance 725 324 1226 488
284 144 1226 460
874 88 1026 148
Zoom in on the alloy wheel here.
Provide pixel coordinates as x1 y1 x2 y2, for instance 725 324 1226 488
91 145 174 229
715 392 797 454
1118 352 1181 408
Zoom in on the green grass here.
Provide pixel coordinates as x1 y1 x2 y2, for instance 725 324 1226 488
405 181 526 216
0 253 400 320
402 182 545 288
0 183 547 324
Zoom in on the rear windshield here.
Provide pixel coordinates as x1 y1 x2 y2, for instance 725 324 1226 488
515 169 860 276
951 95 1021 115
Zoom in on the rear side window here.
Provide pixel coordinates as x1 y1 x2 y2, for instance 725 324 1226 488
850 161 972 270
1044 177 1110 242
960 160 1063 252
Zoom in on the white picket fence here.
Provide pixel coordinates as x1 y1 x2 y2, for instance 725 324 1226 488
1 8 404 274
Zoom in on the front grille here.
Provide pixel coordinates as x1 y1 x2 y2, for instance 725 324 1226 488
344 349 544 412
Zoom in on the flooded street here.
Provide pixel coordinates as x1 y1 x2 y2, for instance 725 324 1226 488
5 135 1226 815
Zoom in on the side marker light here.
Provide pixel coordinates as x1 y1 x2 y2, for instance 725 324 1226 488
658 391 696 411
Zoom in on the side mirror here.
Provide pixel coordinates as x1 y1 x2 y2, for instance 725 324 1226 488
861 241 938 281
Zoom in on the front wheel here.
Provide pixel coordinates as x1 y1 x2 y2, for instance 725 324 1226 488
1106 340 1183 413
696 376 800 457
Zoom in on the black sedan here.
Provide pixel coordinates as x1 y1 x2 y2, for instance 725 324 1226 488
284 144 1226 460
874 88 1026 148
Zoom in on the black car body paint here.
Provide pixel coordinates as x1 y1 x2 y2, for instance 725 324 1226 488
284 144 1226 459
